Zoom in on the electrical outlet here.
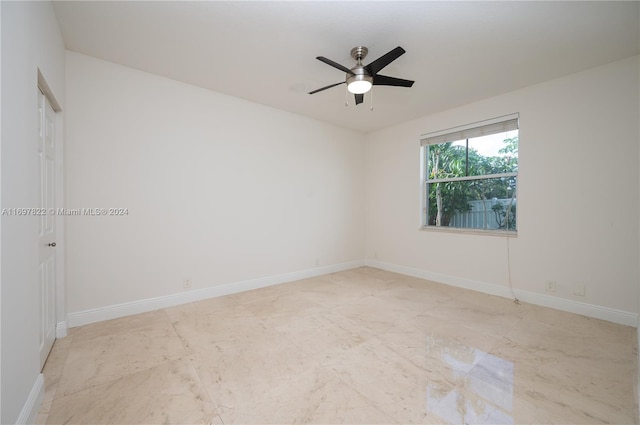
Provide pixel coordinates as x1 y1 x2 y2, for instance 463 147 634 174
315 257 320 266
573 283 585 296
545 281 557 292
183 278 192 289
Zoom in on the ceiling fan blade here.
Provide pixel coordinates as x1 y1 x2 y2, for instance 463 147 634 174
354 93 364 105
373 74 415 87
316 57 355 75
308 81 345 95
364 46 406 75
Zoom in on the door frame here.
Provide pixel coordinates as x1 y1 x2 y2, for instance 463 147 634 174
37 69 66 339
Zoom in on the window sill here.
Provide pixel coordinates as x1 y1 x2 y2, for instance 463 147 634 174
419 226 517 237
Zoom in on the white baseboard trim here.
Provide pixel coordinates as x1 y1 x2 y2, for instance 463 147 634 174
67 260 364 328
513 288 637 327
56 321 68 338
637 325 640 416
66 259 637 329
366 259 638 327
15 373 44 425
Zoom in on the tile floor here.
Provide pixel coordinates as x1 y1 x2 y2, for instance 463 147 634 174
37 267 638 424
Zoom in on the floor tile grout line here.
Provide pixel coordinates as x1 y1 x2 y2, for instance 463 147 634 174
53 312 187 400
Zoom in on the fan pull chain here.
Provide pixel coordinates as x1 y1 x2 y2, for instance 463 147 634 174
370 87 374 111
345 86 349 107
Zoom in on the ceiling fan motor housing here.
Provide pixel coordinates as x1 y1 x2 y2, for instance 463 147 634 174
346 46 373 93
346 66 373 90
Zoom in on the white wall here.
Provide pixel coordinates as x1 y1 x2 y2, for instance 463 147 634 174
1 1 65 423
65 52 365 316
365 56 640 318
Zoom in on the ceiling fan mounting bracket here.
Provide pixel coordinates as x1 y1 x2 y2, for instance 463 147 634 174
350 46 368 62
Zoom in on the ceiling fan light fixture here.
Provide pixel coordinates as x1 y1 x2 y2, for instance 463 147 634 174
347 74 373 94
347 79 372 94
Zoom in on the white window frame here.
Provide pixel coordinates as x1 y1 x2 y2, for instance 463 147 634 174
420 113 519 234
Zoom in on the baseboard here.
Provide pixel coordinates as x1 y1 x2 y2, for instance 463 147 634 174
366 259 638 327
15 373 44 425
513 288 637 327
67 260 364 328
56 321 68 338
66 258 637 329
636 324 640 421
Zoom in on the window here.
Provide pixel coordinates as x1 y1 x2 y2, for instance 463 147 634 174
421 114 519 232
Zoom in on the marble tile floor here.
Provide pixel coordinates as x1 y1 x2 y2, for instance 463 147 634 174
36 267 638 424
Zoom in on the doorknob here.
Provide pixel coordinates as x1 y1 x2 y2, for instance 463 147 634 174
48 242 56 247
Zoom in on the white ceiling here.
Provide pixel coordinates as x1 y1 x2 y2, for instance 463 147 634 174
53 1 640 133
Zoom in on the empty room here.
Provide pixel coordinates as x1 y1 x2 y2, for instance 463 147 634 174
2 1 640 424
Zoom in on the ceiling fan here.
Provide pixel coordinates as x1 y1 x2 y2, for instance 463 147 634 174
309 46 415 105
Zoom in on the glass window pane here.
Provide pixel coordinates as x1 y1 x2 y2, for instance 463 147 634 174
426 142 467 179
466 131 518 177
426 176 517 230
427 132 518 180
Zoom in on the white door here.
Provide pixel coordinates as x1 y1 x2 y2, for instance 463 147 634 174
38 89 56 368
